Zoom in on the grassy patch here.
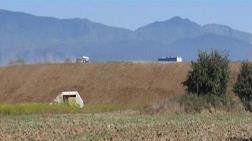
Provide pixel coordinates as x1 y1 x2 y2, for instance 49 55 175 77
0 103 81 115
0 103 141 115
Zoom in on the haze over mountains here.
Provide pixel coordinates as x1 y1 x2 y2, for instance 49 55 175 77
0 9 252 64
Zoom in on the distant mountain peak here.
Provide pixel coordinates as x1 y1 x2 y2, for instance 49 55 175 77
138 16 200 31
166 16 195 24
169 16 186 22
146 16 200 28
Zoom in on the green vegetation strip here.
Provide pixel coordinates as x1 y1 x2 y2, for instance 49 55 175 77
0 103 141 115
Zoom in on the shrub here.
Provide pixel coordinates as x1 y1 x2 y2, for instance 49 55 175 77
179 94 237 113
233 61 252 111
183 50 230 97
179 94 208 113
144 94 241 114
144 96 184 114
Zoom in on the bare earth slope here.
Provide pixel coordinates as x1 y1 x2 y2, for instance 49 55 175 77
0 62 240 105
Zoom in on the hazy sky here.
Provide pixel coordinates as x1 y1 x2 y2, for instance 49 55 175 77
0 0 251 32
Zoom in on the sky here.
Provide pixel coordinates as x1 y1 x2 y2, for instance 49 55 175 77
0 0 251 32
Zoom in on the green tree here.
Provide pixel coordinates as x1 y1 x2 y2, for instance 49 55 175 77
183 50 230 97
233 61 252 111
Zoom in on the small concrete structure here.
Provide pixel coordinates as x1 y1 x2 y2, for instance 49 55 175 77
76 56 90 64
158 56 183 62
54 91 84 108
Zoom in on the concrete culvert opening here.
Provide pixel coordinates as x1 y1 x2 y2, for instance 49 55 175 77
63 95 76 104
54 91 84 108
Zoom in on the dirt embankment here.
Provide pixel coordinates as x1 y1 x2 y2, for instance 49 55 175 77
0 62 240 105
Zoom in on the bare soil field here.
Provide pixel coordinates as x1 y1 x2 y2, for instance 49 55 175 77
0 112 252 141
0 62 240 105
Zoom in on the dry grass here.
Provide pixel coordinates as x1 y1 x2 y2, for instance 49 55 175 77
0 62 241 106
1 112 252 141
0 62 190 105
144 95 245 114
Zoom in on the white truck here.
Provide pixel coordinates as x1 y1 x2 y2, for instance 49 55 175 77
76 56 90 64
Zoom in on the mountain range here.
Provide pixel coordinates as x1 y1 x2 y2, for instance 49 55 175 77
1 9 252 64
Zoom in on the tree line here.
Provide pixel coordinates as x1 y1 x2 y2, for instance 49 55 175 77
184 50 252 111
